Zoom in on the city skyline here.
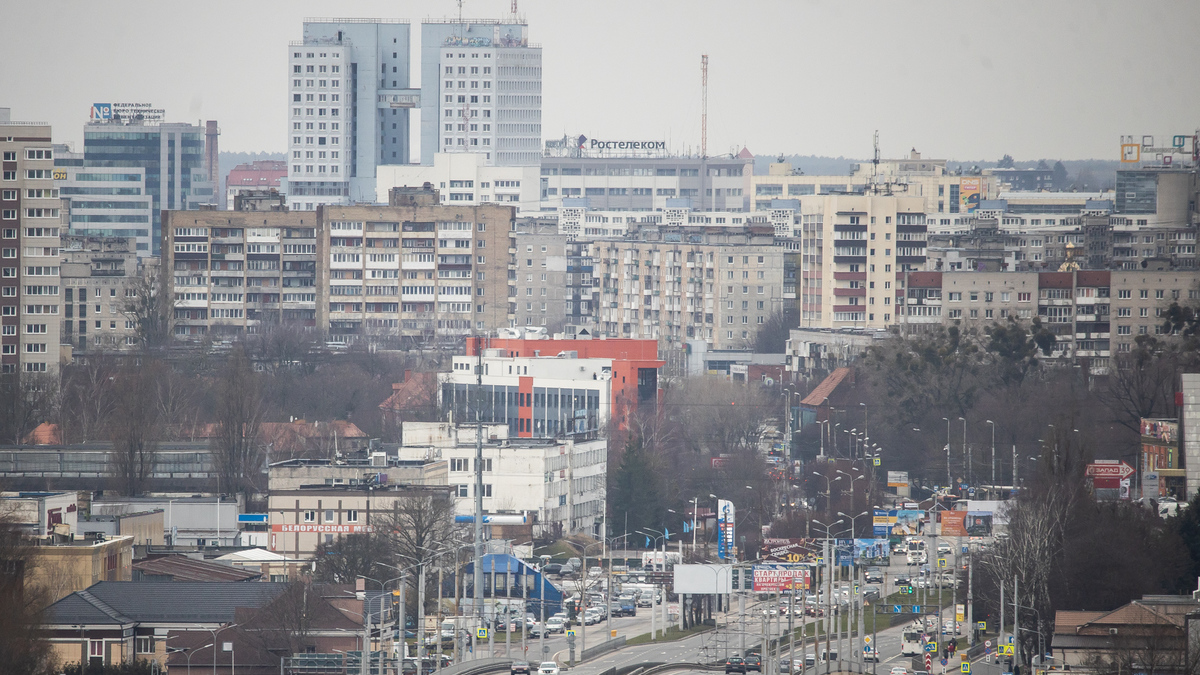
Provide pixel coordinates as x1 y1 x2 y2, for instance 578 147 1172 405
2 0 1197 160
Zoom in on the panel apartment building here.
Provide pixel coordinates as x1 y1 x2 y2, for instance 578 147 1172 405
316 186 514 342
589 225 786 350
798 194 929 330
1 114 62 376
164 210 319 338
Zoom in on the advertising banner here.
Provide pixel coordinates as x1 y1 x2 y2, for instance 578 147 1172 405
834 539 856 567
1141 419 1179 445
959 178 982 213
752 564 812 592
717 499 736 560
941 511 968 537
890 510 925 536
761 538 819 563
964 512 993 537
853 538 891 565
873 509 892 538
887 471 909 488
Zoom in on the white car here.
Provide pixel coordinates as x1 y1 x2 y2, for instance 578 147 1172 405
539 662 560 675
890 668 910 675
545 617 566 634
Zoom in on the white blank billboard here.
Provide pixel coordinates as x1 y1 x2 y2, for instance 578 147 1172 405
673 564 733 594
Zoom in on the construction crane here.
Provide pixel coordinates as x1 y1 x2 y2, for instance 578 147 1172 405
701 54 709 159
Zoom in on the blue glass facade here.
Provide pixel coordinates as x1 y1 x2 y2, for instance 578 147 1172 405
83 124 207 254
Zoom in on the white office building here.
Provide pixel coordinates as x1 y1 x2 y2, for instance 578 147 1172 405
397 421 606 538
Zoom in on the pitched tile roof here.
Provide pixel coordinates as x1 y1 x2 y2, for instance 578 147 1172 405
45 581 288 626
800 367 853 407
379 371 437 412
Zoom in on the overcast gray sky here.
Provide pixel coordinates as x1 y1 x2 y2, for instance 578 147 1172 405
3 0 1197 161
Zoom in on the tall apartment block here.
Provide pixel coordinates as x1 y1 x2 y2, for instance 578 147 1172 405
1 113 62 376
82 120 215 254
289 18 538 212
163 210 318 339
429 21 540 167
590 227 786 350
316 186 514 342
797 194 928 329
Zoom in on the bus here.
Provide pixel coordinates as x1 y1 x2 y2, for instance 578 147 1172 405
900 625 924 656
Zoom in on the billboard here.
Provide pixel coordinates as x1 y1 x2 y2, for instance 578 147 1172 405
959 178 982 213
761 538 819 563
941 511 968 537
886 471 909 488
965 512 993 537
674 564 733 594
1141 419 1179 446
752 564 812 592
873 509 892 538
271 523 373 534
890 510 925 536
853 538 891 565
717 499 736 560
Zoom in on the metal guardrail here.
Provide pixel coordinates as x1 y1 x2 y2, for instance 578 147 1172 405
437 657 514 675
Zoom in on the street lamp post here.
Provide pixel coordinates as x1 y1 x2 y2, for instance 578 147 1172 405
960 417 968 487
166 642 213 675
811 519 844 675
811 472 840 523
942 417 952 490
986 420 996 491
538 555 550 664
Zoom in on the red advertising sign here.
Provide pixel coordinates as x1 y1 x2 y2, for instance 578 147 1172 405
1085 461 1134 479
752 565 811 592
271 524 375 533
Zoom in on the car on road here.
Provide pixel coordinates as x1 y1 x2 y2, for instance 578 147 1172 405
895 576 912 588
744 654 762 672
538 662 560 675
511 662 532 675
804 605 824 617
864 568 883 583
943 619 961 635
725 657 747 674
863 645 879 662
890 668 910 675
937 542 952 555
803 654 816 669
545 617 566 634
527 622 544 637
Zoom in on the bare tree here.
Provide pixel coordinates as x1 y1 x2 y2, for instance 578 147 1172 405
1099 346 1180 434
0 372 60 445
1081 608 1196 675
59 355 119 443
212 347 266 502
109 361 164 496
121 265 175 352
0 499 57 675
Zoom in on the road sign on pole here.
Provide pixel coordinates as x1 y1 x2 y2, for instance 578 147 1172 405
925 654 932 671
961 663 971 673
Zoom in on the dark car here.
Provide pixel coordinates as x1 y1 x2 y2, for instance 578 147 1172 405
744 654 762 672
864 568 883 584
511 661 532 675
725 657 747 674
542 563 563 576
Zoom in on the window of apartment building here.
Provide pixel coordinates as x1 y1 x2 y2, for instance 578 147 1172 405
450 458 468 471
1018 292 1031 302
1118 308 1131 317
969 292 978 301
948 292 962 301
303 510 315 522
455 485 469 497
1118 289 1132 299
135 637 152 654
324 509 335 522
475 458 492 472
346 510 359 523
1140 308 1149 318
1140 290 1149 299
475 484 492 497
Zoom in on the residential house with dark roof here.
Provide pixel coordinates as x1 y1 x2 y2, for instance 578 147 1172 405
1051 594 1200 672
42 581 288 669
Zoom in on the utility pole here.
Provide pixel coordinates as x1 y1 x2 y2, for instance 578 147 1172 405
1012 445 1018 496
999 577 1005 668
473 336 485 652
967 544 974 647
943 417 952 489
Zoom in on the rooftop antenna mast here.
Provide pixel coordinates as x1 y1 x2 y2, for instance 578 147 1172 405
701 54 709 159
872 129 880 191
